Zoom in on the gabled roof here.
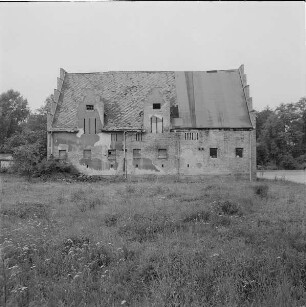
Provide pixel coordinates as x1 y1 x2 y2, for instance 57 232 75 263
50 67 253 131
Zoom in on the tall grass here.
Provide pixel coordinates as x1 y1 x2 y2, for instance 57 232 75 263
1 174 306 306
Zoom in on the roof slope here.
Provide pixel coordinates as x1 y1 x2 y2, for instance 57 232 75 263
51 69 252 131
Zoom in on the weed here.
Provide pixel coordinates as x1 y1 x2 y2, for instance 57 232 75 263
253 184 269 198
182 210 211 223
104 214 119 227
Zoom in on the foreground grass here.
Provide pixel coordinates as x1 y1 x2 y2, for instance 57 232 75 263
1 174 306 306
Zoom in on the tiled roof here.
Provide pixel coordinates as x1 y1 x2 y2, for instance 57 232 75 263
52 71 176 130
51 69 253 130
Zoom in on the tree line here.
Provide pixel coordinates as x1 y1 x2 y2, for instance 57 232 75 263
0 89 306 172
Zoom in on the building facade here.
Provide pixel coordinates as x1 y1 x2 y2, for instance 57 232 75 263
47 66 256 179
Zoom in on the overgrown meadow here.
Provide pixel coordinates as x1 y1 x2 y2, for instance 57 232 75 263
1 174 306 306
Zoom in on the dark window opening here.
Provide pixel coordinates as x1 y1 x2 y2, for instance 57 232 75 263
153 103 161 109
236 148 243 158
84 119 86 134
135 164 138 168
83 149 91 159
187 164 189 168
133 149 141 159
210 148 218 158
161 164 164 168
158 149 167 159
108 149 116 160
86 105 94 110
95 118 97 134
110 164 113 169
59 150 67 160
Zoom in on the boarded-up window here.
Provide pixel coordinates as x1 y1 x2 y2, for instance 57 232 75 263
86 105 94 110
158 149 167 159
59 150 67 160
83 149 91 159
236 148 243 158
210 148 218 158
151 116 163 133
108 149 116 160
133 149 141 158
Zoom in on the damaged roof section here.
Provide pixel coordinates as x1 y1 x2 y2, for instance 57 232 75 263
50 67 253 131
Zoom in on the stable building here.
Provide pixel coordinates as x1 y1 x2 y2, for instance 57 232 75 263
47 65 256 179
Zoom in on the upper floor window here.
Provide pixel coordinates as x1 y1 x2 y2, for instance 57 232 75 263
210 148 218 158
111 133 118 142
185 132 198 140
151 116 163 133
153 103 161 109
86 105 94 111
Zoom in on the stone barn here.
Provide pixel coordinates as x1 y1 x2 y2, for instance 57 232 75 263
47 65 256 179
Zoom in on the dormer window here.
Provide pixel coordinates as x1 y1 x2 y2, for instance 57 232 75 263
153 103 161 109
86 105 94 111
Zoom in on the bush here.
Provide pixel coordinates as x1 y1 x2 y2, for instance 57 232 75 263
279 154 298 170
253 184 269 198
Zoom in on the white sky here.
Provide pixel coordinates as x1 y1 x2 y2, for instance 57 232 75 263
0 1 305 112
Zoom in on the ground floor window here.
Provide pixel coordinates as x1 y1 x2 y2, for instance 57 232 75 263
158 149 168 159
133 149 141 158
210 148 218 158
108 149 116 160
83 149 91 159
236 148 243 158
59 150 67 160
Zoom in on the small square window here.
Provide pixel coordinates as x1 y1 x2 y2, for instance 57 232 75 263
59 150 67 159
133 149 141 158
86 105 94 110
210 148 218 158
108 149 116 160
153 103 161 109
158 149 167 159
236 148 243 158
83 149 91 159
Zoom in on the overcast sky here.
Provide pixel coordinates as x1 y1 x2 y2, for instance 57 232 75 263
0 1 305 112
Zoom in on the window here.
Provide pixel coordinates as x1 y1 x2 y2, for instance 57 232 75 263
236 148 243 158
108 149 116 160
84 118 86 134
86 105 94 110
153 103 161 109
95 118 97 134
151 116 163 133
83 149 91 159
185 132 198 140
133 149 141 159
158 149 167 159
111 133 118 142
59 150 67 160
210 148 218 158
136 133 142 141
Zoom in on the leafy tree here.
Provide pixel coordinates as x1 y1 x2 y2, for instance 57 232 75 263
0 90 30 151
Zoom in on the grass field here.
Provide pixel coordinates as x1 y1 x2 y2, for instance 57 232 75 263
1 174 306 307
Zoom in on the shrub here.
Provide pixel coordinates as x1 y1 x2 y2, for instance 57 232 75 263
253 184 269 198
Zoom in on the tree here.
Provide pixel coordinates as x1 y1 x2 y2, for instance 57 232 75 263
0 90 30 151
